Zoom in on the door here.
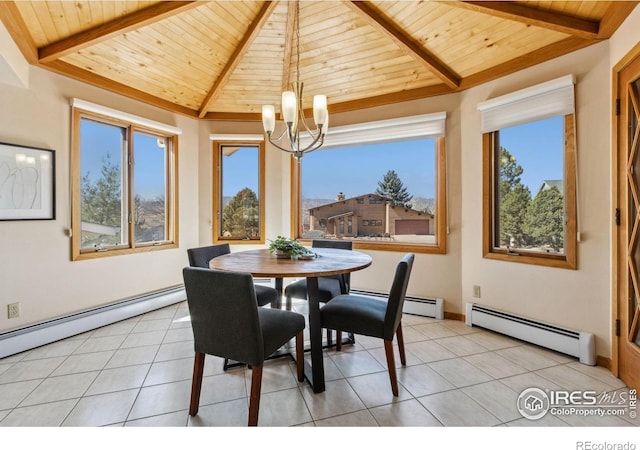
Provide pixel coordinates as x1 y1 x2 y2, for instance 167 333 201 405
617 52 640 391
395 219 430 235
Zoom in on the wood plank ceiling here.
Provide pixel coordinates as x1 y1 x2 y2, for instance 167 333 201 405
0 1 637 120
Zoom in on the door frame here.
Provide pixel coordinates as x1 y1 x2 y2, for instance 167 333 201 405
612 41 640 378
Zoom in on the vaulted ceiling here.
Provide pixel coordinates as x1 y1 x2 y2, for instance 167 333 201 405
0 1 637 121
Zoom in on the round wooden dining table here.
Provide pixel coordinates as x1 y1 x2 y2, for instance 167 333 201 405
209 247 372 393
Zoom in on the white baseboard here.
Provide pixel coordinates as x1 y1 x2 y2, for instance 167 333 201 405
0 286 186 359
350 289 444 320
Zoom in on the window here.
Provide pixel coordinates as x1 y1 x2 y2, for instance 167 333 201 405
292 113 447 253
480 76 577 269
212 139 265 243
71 102 179 260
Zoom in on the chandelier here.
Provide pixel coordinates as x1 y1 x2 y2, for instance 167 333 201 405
261 1 328 160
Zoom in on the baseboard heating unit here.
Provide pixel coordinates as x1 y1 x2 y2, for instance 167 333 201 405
0 286 186 359
465 303 595 365
351 289 444 320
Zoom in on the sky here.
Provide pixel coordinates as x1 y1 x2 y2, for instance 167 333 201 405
298 115 563 201
81 115 565 202
81 119 166 200
301 138 436 200
499 115 564 194
222 146 259 195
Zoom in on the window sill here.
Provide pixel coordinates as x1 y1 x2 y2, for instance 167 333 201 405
73 242 178 261
483 250 577 270
297 238 446 254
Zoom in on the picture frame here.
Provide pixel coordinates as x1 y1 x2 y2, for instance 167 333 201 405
0 142 55 220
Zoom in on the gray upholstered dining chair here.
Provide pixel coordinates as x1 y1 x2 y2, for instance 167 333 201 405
320 253 414 396
187 244 281 371
284 239 353 308
284 239 353 344
187 244 279 308
183 267 305 426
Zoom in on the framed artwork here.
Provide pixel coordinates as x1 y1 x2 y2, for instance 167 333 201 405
0 142 55 220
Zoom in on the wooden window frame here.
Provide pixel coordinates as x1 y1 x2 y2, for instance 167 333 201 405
71 108 179 261
212 140 266 245
291 136 447 254
482 114 577 269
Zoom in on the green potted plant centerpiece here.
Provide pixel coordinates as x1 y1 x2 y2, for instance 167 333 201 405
268 236 314 259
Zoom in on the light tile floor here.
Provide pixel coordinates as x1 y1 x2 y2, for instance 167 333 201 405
0 299 637 428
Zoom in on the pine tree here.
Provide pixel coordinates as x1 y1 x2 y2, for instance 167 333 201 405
499 147 524 198
222 187 260 238
80 153 122 247
500 184 532 247
375 170 413 207
524 186 564 251
81 153 121 227
498 147 532 247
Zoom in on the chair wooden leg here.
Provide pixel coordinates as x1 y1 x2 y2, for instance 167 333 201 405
336 330 342 351
248 364 263 426
396 322 406 366
295 331 304 382
383 340 399 396
326 328 333 345
189 352 205 416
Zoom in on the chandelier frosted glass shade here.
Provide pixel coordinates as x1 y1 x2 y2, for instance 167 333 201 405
261 82 328 159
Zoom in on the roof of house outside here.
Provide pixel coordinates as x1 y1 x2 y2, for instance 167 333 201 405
538 180 564 195
311 193 433 217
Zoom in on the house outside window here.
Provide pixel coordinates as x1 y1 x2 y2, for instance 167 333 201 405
71 100 179 260
479 75 577 269
293 113 447 254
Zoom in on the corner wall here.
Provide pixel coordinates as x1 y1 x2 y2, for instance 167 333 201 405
0 66 200 333
460 41 613 357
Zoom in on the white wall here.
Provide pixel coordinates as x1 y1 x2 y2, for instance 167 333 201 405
196 119 291 250
609 4 640 67
0 20 28 88
460 41 614 358
0 66 200 333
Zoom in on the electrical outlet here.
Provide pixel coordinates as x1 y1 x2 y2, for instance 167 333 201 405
472 285 481 298
8 302 20 319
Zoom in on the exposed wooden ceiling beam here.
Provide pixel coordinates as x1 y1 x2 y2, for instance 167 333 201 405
38 1 201 64
0 1 38 64
198 1 278 118
597 1 640 38
460 36 596 90
44 60 199 118
446 1 600 40
202 83 455 121
346 1 461 89
281 1 296 92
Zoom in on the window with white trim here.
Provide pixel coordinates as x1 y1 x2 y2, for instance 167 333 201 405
293 113 447 254
71 100 179 260
479 75 577 269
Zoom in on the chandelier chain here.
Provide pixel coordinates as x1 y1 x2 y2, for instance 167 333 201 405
295 0 300 88
260 0 327 159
